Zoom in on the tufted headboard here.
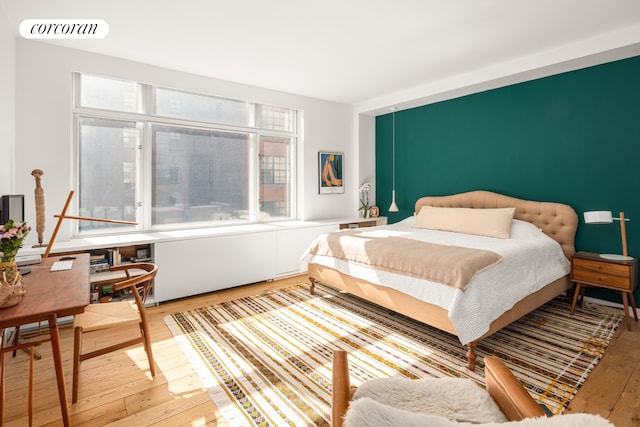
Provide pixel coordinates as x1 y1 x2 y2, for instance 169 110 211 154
414 190 578 259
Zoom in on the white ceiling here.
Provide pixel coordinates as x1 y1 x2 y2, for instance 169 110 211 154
3 0 640 113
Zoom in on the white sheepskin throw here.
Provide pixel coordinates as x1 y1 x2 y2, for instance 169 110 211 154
344 397 615 427
351 377 506 423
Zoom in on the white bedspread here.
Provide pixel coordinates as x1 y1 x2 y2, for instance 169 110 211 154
300 217 570 344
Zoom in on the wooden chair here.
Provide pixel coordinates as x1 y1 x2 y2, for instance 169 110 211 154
332 350 546 427
72 263 158 403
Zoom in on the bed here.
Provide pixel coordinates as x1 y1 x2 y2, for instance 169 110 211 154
301 190 578 370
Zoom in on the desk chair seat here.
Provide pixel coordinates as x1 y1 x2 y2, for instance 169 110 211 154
73 301 141 331
72 263 158 404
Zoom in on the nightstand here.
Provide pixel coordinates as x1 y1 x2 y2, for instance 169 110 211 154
570 251 638 331
338 217 387 230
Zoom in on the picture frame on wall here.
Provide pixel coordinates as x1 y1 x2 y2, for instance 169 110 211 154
318 151 344 194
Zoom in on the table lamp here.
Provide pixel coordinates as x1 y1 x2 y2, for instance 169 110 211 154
583 210 632 261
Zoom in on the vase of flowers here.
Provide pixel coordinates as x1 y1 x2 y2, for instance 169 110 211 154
359 182 371 218
0 220 30 308
1 219 31 262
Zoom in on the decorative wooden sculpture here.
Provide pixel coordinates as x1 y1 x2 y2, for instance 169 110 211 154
31 169 46 247
43 190 138 258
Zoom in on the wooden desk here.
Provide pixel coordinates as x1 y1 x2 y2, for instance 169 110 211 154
0 254 89 426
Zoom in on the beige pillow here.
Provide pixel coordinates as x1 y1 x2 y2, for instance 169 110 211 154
414 206 515 239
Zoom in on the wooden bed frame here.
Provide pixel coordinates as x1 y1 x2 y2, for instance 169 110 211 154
308 190 578 370
331 350 547 427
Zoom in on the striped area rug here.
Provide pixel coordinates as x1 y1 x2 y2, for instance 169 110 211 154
164 283 623 426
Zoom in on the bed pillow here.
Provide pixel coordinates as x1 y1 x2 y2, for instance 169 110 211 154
510 219 546 240
414 206 516 239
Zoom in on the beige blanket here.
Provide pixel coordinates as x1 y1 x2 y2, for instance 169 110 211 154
307 230 503 291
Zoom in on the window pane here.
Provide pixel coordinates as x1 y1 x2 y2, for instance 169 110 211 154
75 73 298 236
79 74 142 113
259 136 291 219
78 117 139 232
152 125 251 225
154 88 253 127
260 104 294 132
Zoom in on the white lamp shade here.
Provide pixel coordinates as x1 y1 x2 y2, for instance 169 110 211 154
584 211 613 224
584 210 633 260
388 190 399 212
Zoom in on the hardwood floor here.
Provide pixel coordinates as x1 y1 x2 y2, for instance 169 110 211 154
2 275 638 426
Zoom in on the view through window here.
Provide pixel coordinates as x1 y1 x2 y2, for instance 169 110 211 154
74 73 297 234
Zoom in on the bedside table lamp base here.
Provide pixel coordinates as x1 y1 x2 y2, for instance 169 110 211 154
600 253 634 261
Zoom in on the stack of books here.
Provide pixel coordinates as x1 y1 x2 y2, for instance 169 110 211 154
106 248 122 265
89 252 110 274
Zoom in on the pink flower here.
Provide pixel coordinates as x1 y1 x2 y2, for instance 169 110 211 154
0 219 31 261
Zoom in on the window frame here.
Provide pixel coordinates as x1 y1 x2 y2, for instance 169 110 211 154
72 73 299 236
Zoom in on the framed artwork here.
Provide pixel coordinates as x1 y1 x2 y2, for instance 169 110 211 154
318 151 344 194
369 206 380 218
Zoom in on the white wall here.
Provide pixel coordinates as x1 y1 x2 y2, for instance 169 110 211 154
0 8 15 194
357 113 376 206
14 40 356 245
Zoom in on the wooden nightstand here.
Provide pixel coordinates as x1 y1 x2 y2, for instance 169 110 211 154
338 217 387 230
570 251 638 331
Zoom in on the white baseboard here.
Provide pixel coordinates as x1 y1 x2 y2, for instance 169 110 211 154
582 295 637 316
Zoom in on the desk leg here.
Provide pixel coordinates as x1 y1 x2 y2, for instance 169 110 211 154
48 314 71 427
1 350 5 423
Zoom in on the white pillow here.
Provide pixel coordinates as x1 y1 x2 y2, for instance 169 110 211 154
510 219 546 240
414 206 516 239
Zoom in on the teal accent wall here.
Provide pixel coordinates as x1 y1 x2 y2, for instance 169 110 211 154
376 55 640 305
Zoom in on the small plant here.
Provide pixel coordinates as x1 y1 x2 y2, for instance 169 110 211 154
0 220 31 262
359 182 371 217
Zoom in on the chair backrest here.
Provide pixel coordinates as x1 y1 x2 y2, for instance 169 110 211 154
110 263 158 308
484 356 546 420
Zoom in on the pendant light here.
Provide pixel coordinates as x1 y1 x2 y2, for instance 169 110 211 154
388 110 399 212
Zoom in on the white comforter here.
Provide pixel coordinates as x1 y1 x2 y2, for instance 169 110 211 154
300 217 570 344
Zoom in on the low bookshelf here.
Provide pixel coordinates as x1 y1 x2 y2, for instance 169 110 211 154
53 243 154 304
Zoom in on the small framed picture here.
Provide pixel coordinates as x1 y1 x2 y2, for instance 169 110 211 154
370 206 380 218
318 151 344 194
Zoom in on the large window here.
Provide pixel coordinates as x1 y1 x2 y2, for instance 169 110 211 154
260 137 292 218
77 117 140 233
74 73 297 234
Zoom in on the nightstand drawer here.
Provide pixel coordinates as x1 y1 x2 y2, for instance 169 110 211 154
572 257 630 277
572 268 631 289
571 258 632 290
